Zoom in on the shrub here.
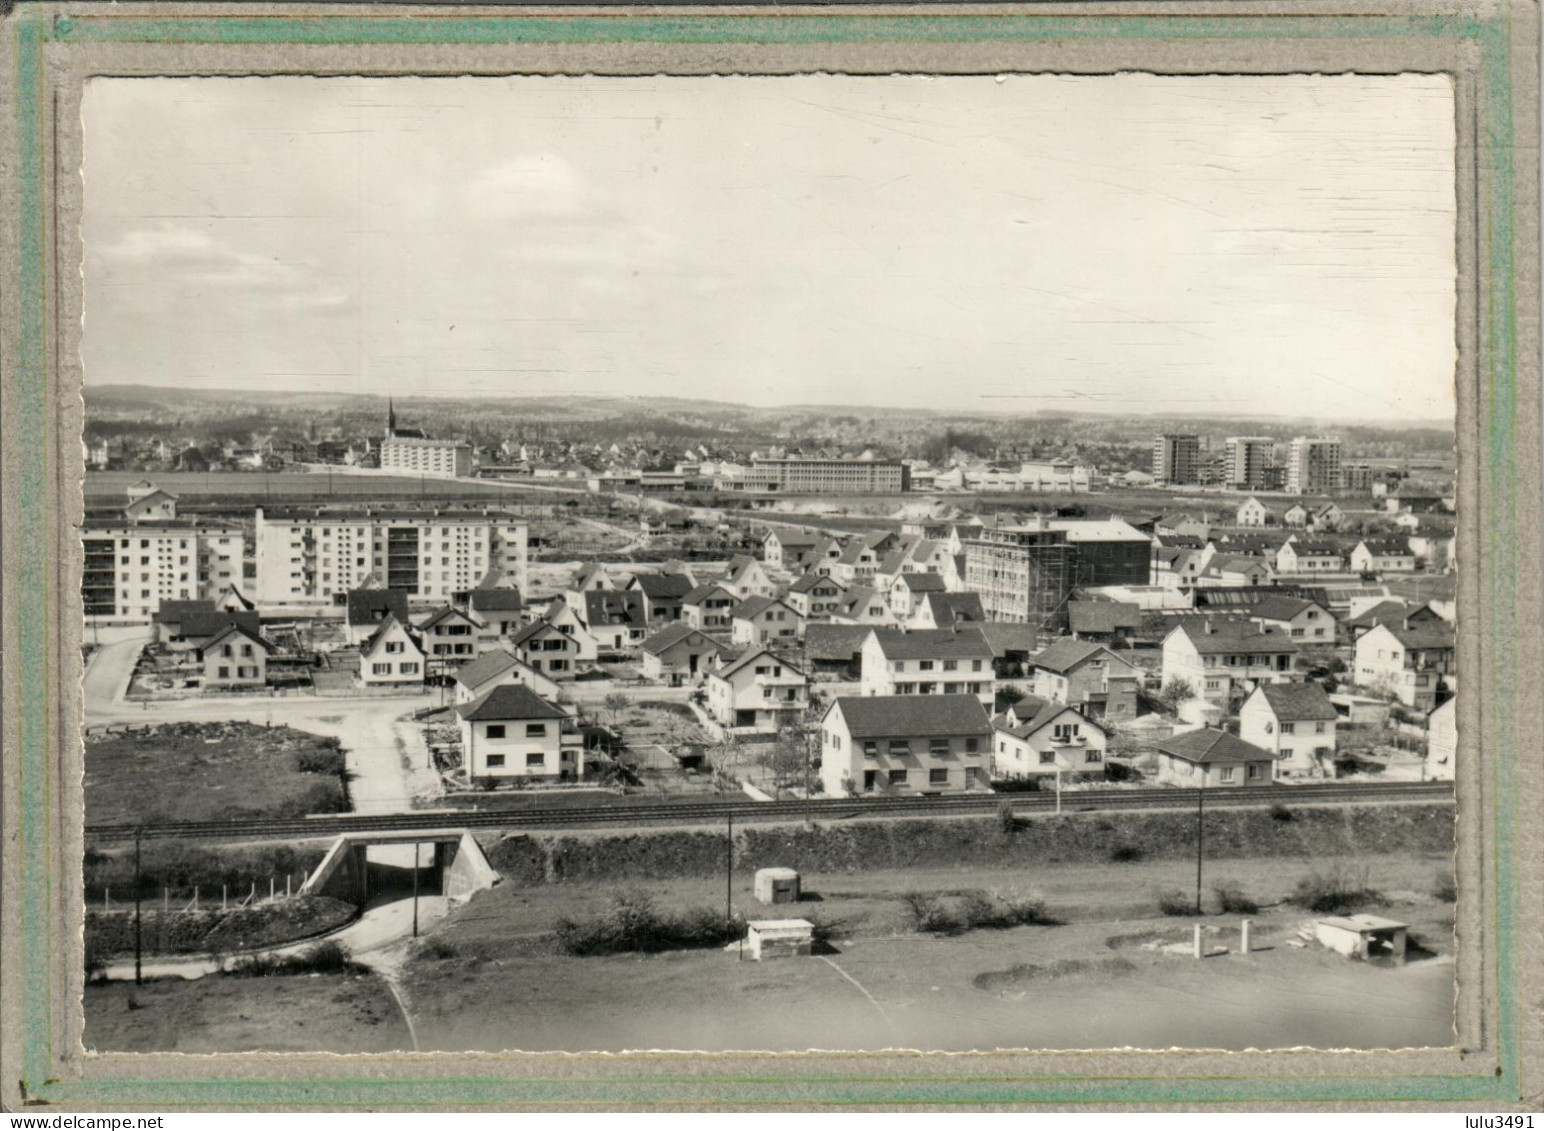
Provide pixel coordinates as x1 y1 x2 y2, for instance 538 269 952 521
902 888 1051 934
996 800 1019 836
1212 882 1259 915
1103 761 1136 783
293 746 346 775
1431 871 1457 903
552 891 743 956
1157 889 1202 917
416 937 460 961
1269 803 1294 822
900 892 965 935
1293 861 1380 914
1109 845 1144 863
227 939 353 978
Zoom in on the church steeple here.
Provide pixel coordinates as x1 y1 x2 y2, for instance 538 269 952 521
387 397 396 438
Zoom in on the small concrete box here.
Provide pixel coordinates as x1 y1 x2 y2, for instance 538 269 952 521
1313 915 1409 964
754 867 801 904
745 918 813 960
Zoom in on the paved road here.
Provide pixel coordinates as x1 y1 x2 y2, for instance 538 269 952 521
82 628 152 708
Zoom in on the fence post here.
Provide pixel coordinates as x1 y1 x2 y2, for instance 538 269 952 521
192 886 198 913
1192 924 1203 960
163 888 169 914
1241 919 1252 955
270 877 276 902
104 887 110 913
286 874 292 899
222 885 228 912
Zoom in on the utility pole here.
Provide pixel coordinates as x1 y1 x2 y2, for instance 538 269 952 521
412 841 421 939
1194 782 1206 915
725 811 734 931
133 829 143 986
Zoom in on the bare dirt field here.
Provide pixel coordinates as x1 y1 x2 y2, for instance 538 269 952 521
84 972 412 1053
397 850 1455 1053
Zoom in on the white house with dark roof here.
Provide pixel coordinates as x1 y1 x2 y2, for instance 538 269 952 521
682 582 739 633
785 572 848 620
455 684 576 782
821 693 993 796
1353 621 1455 710
830 586 894 626
1276 539 1347 574
724 556 776 599
345 588 411 646
705 648 808 734
1152 727 1275 787
730 596 803 647
1153 547 1206 590
1349 537 1418 574
453 648 561 705
908 591 986 630
762 530 822 572
859 627 994 705
417 605 484 672
1196 554 1274 588
467 587 525 642
124 487 179 524
578 589 650 652
639 623 731 685
1161 619 1297 703
1239 681 1339 779
358 614 425 687
509 618 580 679
1249 594 1335 642
1236 496 1272 528
625 571 695 624
1029 639 1141 721
991 695 1110 782
197 623 272 689
1066 600 1143 646
888 571 947 620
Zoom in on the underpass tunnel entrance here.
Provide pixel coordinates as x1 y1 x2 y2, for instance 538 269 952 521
364 841 446 903
302 830 499 908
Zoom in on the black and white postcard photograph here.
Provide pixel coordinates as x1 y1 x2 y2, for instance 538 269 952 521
71 69 1466 1058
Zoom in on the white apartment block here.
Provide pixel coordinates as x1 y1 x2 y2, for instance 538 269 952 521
83 521 245 623
1286 437 1343 495
254 507 528 606
380 436 473 478
1224 437 1274 490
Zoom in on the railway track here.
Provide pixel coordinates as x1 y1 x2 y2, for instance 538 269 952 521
84 780 1455 843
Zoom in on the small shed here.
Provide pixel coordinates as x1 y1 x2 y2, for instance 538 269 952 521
1314 915 1409 964
745 918 814 960
754 867 801 905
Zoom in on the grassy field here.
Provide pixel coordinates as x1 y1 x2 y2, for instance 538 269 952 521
84 971 412 1053
85 721 348 826
397 850 1456 1052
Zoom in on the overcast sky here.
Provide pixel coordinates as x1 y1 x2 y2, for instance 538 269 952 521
82 74 1457 422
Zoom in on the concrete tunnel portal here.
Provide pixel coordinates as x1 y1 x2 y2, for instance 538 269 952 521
299 829 500 908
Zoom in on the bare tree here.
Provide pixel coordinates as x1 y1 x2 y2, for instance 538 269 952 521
602 692 631 728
